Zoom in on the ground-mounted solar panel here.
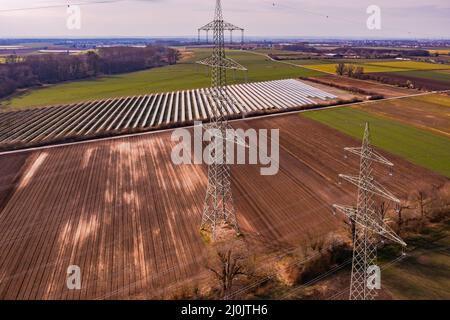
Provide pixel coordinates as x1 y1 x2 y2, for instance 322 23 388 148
0 79 338 150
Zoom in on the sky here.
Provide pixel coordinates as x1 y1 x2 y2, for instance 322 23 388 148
0 0 449 38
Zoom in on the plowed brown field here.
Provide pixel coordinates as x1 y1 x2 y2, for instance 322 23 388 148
0 115 447 299
309 75 417 98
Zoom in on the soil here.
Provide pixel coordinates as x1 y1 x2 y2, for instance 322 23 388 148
0 114 447 299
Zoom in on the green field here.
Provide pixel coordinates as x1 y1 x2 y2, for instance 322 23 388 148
1 49 324 110
279 59 336 65
301 60 450 74
390 69 450 84
303 107 450 177
285 58 399 66
355 94 450 136
381 224 450 300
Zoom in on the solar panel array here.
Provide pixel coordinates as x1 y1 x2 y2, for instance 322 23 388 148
0 79 337 149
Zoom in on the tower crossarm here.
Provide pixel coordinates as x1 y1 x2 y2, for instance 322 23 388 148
345 147 394 166
339 174 400 203
371 179 400 203
333 204 406 247
365 209 407 247
199 20 244 31
196 56 248 71
333 204 357 219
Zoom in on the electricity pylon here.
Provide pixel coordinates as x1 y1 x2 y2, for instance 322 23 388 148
333 123 406 300
200 0 246 240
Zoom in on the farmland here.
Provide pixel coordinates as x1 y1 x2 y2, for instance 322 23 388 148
0 79 342 151
428 49 450 55
355 94 450 136
381 224 450 300
397 69 450 83
288 222 450 300
306 74 416 98
303 103 450 177
0 49 325 110
375 70 450 91
283 58 397 65
300 60 450 74
253 50 450 91
0 114 446 299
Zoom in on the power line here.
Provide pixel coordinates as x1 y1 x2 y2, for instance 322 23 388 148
267 1 435 38
0 0 137 13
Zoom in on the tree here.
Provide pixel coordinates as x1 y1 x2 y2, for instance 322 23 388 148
167 48 180 65
376 201 390 223
207 249 247 297
344 218 356 244
354 66 364 79
5 55 20 64
416 191 433 227
395 203 412 236
86 51 100 76
336 62 346 76
0 45 179 100
345 64 355 77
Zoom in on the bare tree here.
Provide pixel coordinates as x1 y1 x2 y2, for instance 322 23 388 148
395 203 412 236
345 64 356 77
1 45 179 100
207 249 246 297
416 191 433 227
336 62 346 76
344 218 356 244
376 201 390 223
354 66 364 79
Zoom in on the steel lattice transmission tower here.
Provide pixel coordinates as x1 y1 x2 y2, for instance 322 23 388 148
333 123 406 300
200 0 247 239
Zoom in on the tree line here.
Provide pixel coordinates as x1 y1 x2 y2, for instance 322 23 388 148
0 45 179 100
335 63 365 79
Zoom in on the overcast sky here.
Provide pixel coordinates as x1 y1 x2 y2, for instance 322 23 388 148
0 0 449 38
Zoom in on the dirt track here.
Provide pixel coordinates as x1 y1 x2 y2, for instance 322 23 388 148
0 114 447 299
